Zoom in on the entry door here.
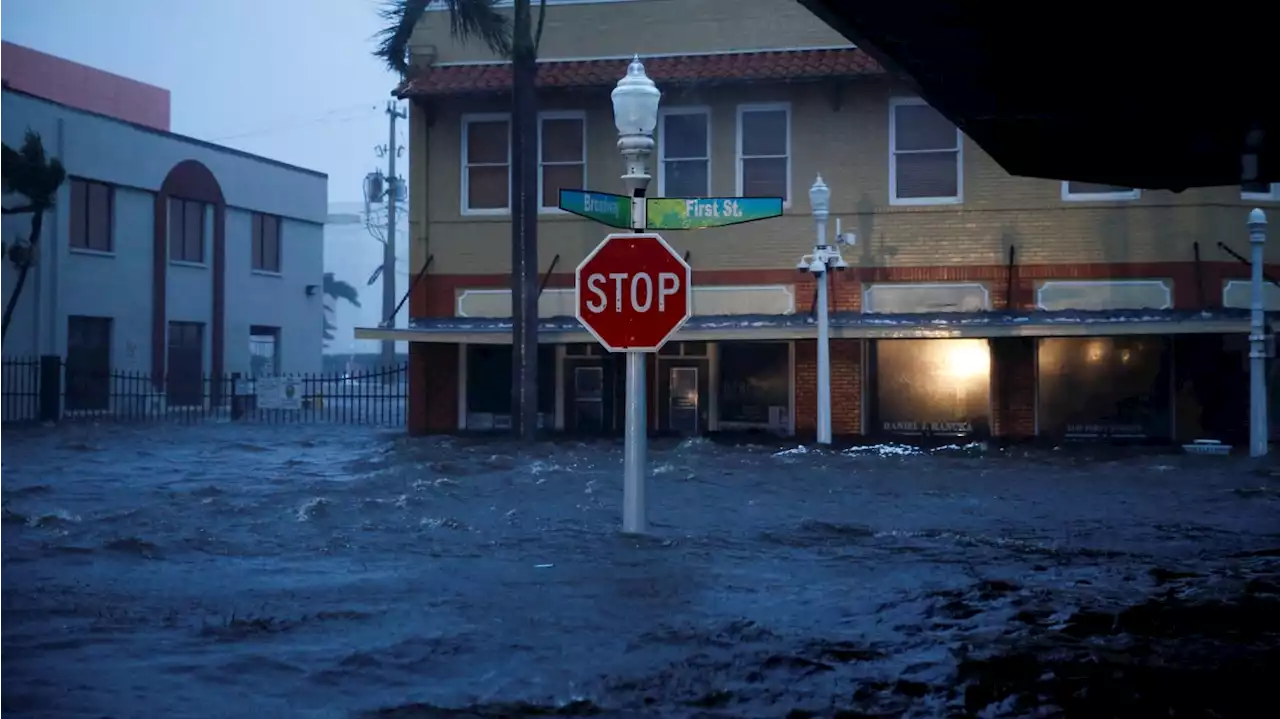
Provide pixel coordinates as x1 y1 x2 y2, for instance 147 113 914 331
669 366 700 434
572 366 606 432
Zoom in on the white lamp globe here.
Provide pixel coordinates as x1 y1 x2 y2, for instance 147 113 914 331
611 56 661 137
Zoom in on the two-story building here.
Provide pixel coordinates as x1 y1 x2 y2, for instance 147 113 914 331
2 42 328 419
358 0 1277 444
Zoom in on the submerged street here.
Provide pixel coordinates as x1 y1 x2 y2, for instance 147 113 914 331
2 424 1278 718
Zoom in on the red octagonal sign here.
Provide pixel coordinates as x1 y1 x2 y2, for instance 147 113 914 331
575 232 692 352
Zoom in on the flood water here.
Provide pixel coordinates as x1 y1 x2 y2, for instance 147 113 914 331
3 424 1278 718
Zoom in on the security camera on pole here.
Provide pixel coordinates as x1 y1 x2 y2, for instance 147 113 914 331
566 57 785 534
1248 208 1269 458
795 175 850 445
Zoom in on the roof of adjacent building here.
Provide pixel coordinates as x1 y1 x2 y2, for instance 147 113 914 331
397 47 883 98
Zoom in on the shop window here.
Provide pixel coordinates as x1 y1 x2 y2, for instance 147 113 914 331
718 342 790 428
873 339 991 436
466 345 555 422
1038 336 1171 439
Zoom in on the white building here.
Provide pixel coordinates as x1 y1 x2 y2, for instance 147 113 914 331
2 87 327 414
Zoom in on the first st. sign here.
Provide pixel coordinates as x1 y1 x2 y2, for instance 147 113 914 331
575 233 692 352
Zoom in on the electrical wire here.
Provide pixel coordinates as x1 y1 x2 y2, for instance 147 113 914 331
206 103 382 142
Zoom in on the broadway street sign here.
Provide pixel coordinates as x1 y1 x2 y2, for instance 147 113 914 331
646 197 784 230
558 189 632 229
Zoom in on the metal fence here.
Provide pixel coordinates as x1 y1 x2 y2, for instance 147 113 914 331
1 356 407 427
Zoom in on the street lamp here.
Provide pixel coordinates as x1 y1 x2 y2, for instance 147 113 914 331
611 56 661 534
797 174 849 445
1248 207 1269 458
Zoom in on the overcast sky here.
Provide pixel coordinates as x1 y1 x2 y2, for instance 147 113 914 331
4 0 412 354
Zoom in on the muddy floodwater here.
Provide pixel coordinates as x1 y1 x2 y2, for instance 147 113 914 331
3 424 1279 718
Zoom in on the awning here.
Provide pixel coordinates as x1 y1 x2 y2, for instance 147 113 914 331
356 309 1260 345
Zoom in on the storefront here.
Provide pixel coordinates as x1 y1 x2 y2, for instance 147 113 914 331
715 341 793 435
1037 336 1172 440
868 338 992 438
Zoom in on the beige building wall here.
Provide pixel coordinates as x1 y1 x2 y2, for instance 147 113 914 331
408 78 1277 277
408 0 850 65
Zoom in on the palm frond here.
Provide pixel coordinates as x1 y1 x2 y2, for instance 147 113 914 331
323 272 362 307
1 130 66 207
373 0 512 75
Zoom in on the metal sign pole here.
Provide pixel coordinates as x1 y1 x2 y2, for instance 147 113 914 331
1248 208 1269 458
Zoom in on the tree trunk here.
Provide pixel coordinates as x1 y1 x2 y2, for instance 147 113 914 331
1 209 44 341
510 0 540 441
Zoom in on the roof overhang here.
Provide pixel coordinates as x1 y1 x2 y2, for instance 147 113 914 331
357 310 1262 344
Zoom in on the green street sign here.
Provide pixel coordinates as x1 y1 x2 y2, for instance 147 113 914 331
646 197 784 230
558 189 632 229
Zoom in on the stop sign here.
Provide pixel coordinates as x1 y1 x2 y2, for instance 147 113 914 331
575 232 692 352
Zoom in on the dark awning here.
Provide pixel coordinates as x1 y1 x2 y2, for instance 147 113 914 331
796 1 1276 191
357 309 1259 344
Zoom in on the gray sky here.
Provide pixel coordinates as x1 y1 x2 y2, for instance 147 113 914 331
4 0 413 354
3 0 400 202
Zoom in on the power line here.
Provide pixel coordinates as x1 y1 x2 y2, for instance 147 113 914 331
207 104 381 142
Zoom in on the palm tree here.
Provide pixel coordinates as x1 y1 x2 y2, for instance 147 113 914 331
322 271 361 347
2 130 67 341
373 0 548 441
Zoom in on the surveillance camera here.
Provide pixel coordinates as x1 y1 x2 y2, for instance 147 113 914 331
808 258 827 275
796 259 811 273
832 256 849 271
837 232 857 247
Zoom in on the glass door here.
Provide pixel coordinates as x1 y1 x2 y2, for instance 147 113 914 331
573 366 605 432
669 366 699 434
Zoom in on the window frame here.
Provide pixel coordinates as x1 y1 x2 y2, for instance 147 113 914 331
1242 182 1279 201
168 197 207 265
536 109 588 213
251 212 283 274
68 178 115 254
460 112 513 216
888 96 965 206
658 106 712 198
735 102 792 206
1061 181 1141 202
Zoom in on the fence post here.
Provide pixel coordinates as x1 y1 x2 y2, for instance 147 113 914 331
38 355 62 423
230 372 245 421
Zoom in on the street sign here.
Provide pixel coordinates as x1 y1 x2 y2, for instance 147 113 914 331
575 232 692 352
558 189 632 229
646 197 784 230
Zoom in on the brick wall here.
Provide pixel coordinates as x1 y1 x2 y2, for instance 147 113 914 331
794 339 863 438
409 342 459 435
990 338 1037 438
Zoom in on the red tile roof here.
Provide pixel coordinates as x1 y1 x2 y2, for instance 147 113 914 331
397 48 883 97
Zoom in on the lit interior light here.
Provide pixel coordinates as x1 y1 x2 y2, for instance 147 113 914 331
941 341 991 381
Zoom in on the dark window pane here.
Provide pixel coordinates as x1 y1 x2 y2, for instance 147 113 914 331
66 316 112 412
718 342 789 424
894 104 958 152
183 201 204 262
541 118 583 163
264 215 280 271
542 164 584 207
69 179 88 248
741 157 787 199
251 214 263 268
168 197 184 259
1243 181 1272 194
663 160 709 197
662 113 708 160
895 152 960 199
166 321 204 406
468 166 509 210
740 110 787 157
87 182 112 251
467 120 509 164
1066 181 1134 196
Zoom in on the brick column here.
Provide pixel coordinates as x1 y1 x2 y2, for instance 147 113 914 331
409 342 459 435
830 339 863 436
991 337 1036 438
795 340 816 435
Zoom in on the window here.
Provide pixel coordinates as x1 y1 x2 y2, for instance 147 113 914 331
1242 182 1279 201
168 198 206 263
252 213 282 272
249 326 280 377
166 321 205 406
659 107 710 197
68 179 114 252
539 111 586 210
736 104 790 202
66 316 112 411
718 342 791 428
1062 181 1140 201
889 98 963 204
462 114 511 213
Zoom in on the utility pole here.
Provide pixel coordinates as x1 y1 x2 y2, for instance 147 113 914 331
381 101 407 373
